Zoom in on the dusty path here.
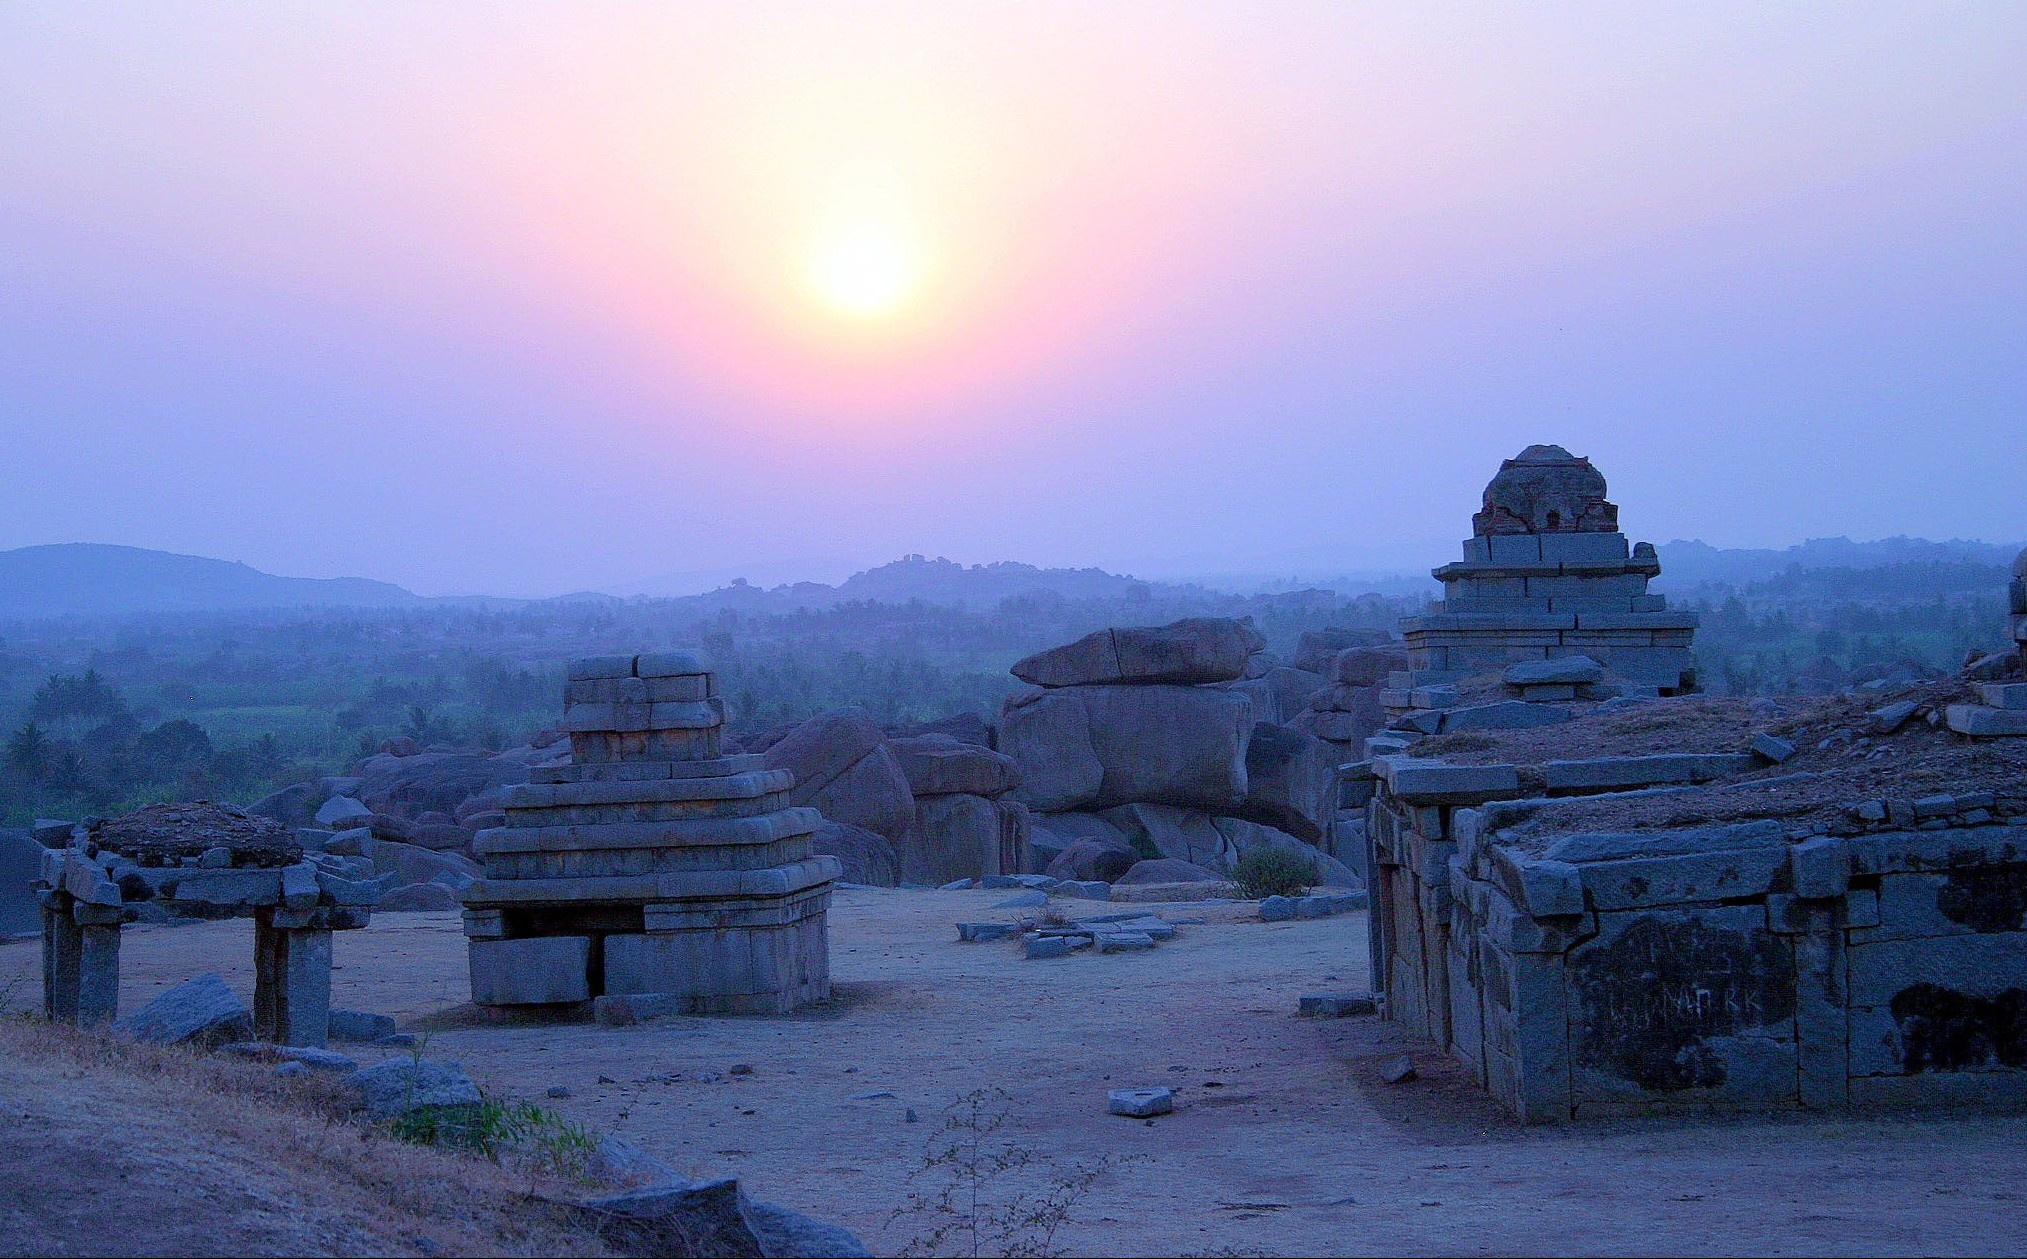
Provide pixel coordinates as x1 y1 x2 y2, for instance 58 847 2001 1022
4 888 2025 1257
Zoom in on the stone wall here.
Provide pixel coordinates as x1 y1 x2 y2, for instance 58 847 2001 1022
1364 754 2027 1120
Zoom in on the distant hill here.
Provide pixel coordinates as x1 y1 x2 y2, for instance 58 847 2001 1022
0 544 422 618
1655 537 2022 589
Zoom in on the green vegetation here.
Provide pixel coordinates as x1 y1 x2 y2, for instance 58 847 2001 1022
1231 847 1316 900
388 1094 597 1176
0 584 1412 824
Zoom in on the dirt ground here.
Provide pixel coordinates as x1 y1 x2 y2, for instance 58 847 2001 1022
6 888 2027 1257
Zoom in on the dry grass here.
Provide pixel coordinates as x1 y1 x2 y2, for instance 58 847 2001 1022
0 1017 613 1258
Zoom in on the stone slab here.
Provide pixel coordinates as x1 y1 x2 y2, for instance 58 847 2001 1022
461 855 841 908
469 936 592 1005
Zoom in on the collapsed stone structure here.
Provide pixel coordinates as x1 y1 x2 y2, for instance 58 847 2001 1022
1362 565 2027 1120
463 652 835 1015
1946 545 2027 737
999 618 1356 889
1392 445 1697 722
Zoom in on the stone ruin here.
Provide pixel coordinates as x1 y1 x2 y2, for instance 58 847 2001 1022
1392 444 1696 728
1360 540 2027 1120
36 802 380 1046
1945 545 2027 738
461 651 836 1015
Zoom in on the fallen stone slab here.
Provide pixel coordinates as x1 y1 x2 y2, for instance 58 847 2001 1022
1298 992 1378 1017
1438 701 1571 734
346 1059 481 1119
118 973 254 1048
1095 931 1155 953
1751 733 1796 764
592 992 689 1026
982 874 1057 890
1379 1055 1417 1084
1025 936 1093 959
581 1177 872 1259
957 922 1021 943
1054 879 1111 900
1107 1086 1175 1118
937 879 975 891
220 1042 357 1073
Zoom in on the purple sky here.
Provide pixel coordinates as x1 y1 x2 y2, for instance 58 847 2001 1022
3 4 2023 596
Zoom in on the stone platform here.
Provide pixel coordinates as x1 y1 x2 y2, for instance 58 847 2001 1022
462 651 836 1015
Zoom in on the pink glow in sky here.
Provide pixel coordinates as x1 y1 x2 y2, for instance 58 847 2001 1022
3 4 2023 595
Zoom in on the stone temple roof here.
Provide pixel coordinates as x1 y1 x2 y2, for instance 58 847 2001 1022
1472 444 1620 537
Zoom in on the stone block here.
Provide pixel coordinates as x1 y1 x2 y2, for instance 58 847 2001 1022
1535 532 1630 563
254 922 332 1048
957 922 1020 942
1486 535 1542 563
1789 836 1850 900
118 972 253 1046
1376 758 1521 803
1299 991 1378 1017
1438 702 1571 734
1945 705 2027 737
1983 683 2027 711
1106 1087 1174 1117
328 1009 397 1042
1542 820 1785 865
1095 930 1155 952
635 650 709 678
469 936 591 1006
1751 733 1796 764
1026 935 1074 959
1579 846 1790 910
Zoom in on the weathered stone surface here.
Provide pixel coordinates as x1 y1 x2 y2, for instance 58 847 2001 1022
1106 1086 1174 1117
1259 895 1297 922
580 1177 872 1259
1115 857 1223 885
314 796 373 829
803 744 916 847
1293 628 1393 675
119 973 253 1047
762 708 885 799
469 936 591 1005
1046 837 1139 884
378 882 459 912
889 735 1018 797
1473 445 1619 536
1002 685 1252 813
1011 618 1261 688
1225 666 1329 725
906 793 1004 886
1376 758 1520 803
1237 723 1330 842
1099 804 1232 871
347 1059 482 1118
1503 656 1604 686
1299 991 1378 1017
811 819 899 887
1752 733 1797 764
328 1009 397 1042
1946 704 2027 737
1440 701 1571 733
1334 648 1410 688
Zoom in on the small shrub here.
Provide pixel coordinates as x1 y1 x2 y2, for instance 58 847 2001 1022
1231 847 1315 900
390 1094 596 1176
1127 832 1161 862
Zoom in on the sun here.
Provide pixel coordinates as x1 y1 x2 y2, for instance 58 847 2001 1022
809 223 920 319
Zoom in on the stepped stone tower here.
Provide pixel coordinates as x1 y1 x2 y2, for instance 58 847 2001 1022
1398 445 1697 693
461 651 835 1014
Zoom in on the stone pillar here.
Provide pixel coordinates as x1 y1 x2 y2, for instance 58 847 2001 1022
254 915 332 1048
75 915 123 1027
41 893 81 1022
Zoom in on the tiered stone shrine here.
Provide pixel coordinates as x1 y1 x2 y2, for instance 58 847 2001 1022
462 651 836 1014
1394 445 1697 706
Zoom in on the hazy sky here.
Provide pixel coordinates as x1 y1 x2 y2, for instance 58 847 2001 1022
3 4 2023 596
